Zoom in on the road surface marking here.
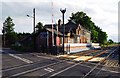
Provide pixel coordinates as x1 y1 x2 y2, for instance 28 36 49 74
79 63 120 73
82 48 118 78
8 53 33 63
73 56 93 61
2 62 35 72
0 50 2 52
44 67 54 72
49 63 80 77
2 59 56 72
2 51 33 64
36 55 54 60
49 51 107 77
88 57 105 62
10 61 63 77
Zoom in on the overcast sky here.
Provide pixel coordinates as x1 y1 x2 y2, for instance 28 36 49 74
0 0 119 42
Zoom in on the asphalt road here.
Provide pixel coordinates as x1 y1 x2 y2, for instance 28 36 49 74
1 46 120 78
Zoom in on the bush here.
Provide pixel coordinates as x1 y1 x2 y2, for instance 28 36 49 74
11 45 22 51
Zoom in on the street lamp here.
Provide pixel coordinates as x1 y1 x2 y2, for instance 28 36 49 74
60 8 66 54
118 46 120 64
27 8 36 51
2 26 5 47
27 8 35 33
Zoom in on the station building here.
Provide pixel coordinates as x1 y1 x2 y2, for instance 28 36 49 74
36 20 92 54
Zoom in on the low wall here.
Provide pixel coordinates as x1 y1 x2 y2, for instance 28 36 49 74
64 43 90 53
64 43 100 53
64 43 91 47
91 43 101 49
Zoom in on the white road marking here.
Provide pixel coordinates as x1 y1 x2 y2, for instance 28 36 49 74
44 67 54 72
3 62 34 72
36 55 54 59
82 48 118 78
47 67 54 71
49 50 108 77
0 50 2 52
8 53 33 63
101 68 120 73
2 51 33 64
79 63 120 73
10 61 62 77
49 63 80 77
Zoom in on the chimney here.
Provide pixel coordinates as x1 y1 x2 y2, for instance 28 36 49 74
58 19 62 27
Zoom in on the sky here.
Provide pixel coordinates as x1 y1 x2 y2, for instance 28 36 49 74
0 0 119 42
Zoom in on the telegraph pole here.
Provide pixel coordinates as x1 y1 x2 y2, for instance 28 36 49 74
33 8 35 34
2 26 5 47
33 8 36 51
60 8 66 54
27 8 36 51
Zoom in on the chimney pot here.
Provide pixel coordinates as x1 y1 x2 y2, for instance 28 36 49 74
58 19 62 26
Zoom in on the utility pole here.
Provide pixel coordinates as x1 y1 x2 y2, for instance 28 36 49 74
33 8 36 51
60 8 66 54
2 26 5 47
33 8 35 34
27 8 36 51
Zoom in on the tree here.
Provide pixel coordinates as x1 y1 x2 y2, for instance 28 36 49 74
98 31 108 44
108 39 114 44
69 11 108 44
36 22 43 33
16 32 31 41
70 12 92 30
91 29 98 42
3 16 17 46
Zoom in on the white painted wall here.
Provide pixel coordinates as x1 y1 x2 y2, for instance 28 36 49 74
63 43 100 53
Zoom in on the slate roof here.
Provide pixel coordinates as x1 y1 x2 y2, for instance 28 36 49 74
44 20 91 35
46 28 63 36
44 21 78 34
44 24 57 29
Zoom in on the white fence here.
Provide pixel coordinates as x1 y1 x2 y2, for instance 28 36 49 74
64 43 100 53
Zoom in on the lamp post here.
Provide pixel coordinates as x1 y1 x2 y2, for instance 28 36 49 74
60 8 66 54
27 8 36 51
2 26 5 47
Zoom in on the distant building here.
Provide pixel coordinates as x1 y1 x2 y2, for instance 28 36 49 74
43 19 91 44
36 28 62 53
36 19 91 54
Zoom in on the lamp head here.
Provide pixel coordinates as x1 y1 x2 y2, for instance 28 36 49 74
27 14 30 17
60 8 66 14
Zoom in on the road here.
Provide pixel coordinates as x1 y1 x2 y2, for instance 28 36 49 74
1 46 120 78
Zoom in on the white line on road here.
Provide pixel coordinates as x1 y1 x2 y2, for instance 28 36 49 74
79 63 120 73
48 48 118 78
2 51 33 64
8 53 33 63
10 61 62 77
44 67 54 72
2 59 56 72
35 55 54 60
49 63 80 77
2 61 34 72
82 47 118 78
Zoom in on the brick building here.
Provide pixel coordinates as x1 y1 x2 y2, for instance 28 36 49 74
43 19 91 44
36 20 91 54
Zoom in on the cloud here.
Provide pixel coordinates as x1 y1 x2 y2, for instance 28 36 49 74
1 0 119 42
13 16 33 33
